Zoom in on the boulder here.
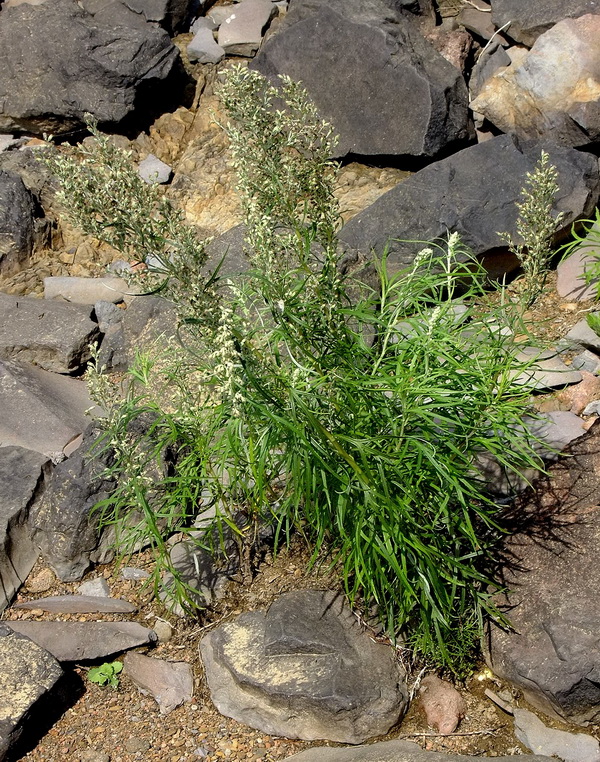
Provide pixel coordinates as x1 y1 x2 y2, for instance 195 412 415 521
218 0 277 57
0 359 98 459
487 422 600 725
28 425 116 582
0 0 184 136
123 653 194 714
0 625 64 760
281 740 552 761
0 170 35 276
0 446 49 612
5 621 157 661
471 15 600 148
339 136 600 277
200 590 408 744
251 0 471 160
80 0 197 34
490 0 600 46
0 293 99 373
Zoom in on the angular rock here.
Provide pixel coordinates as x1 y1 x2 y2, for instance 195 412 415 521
471 15 600 148
81 0 196 34
251 0 471 159
514 707 600 762
16 595 136 614
557 223 600 300
0 169 35 276
562 318 600 352
339 136 600 277
188 21 226 64
0 359 98 459
418 675 466 734
123 652 194 714
469 43 511 100
5 621 157 662
490 0 600 46
487 422 600 725
138 154 172 185
44 276 131 305
77 577 111 597
200 590 408 743
0 625 63 760
0 446 49 612
513 347 583 390
0 0 183 136
556 370 600 415
282 739 552 761
28 424 116 582
571 349 600 373
458 5 497 41
218 0 276 56
0 293 99 374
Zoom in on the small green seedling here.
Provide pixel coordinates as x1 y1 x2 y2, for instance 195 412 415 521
87 660 123 690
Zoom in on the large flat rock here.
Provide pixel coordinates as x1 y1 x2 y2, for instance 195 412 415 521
0 446 49 612
339 136 600 277
201 590 408 744
0 293 99 373
251 0 471 160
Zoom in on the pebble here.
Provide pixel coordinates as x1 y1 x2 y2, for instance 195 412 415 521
124 737 151 754
152 618 174 642
77 578 111 597
26 568 55 594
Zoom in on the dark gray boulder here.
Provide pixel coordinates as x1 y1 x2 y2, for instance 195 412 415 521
0 0 184 136
200 590 408 743
0 625 64 760
0 293 99 374
487 423 600 726
80 0 197 34
490 0 600 46
251 0 471 160
0 170 35 276
339 135 600 278
283 740 552 761
0 446 50 612
28 425 116 582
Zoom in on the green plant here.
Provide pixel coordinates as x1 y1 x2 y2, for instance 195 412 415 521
87 661 123 690
47 65 544 674
560 207 600 299
587 312 600 335
500 150 564 306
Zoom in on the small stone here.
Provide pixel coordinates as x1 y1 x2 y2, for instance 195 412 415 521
78 750 111 762
76 578 111 597
153 618 174 643
188 25 226 64
138 154 172 185
218 0 276 57
120 566 150 581
26 568 55 594
571 349 600 373
124 652 194 714
557 246 600 302
44 276 131 305
418 674 466 734
124 736 151 754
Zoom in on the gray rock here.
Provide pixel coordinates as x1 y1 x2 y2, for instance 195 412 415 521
0 293 99 374
218 0 276 56
490 0 600 46
571 349 600 373
557 223 600 301
0 625 64 760
81 0 196 34
120 566 150 581
77 577 111 597
188 22 226 64
207 5 236 26
123 652 194 714
458 5 497 41
200 590 408 743
487 423 600 725
4 621 157 662
251 0 471 160
513 347 583 390
282 739 552 761
584 400 600 415
190 15 217 32
471 15 600 148
0 0 184 136
93 301 123 333
28 424 116 582
0 169 35 276
44 276 131 305
469 43 511 100
562 318 600 352
16 595 136 614
514 707 600 762
339 136 600 278
0 359 98 459
528 410 588 455
0 446 49 612
0 135 22 152
138 154 172 184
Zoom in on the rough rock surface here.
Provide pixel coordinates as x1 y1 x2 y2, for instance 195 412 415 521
487 422 600 725
0 293 99 373
418 675 466 734
0 625 64 761
0 446 49 611
5 621 157 662
200 590 408 744
513 707 600 762
218 0 276 56
16 595 136 614
123 653 194 714
251 0 471 159
0 0 183 136
81 0 196 34
0 170 35 276
490 0 600 46
282 739 552 761
44 276 131 304
28 425 116 582
0 359 98 459
471 15 600 148
339 136 600 277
